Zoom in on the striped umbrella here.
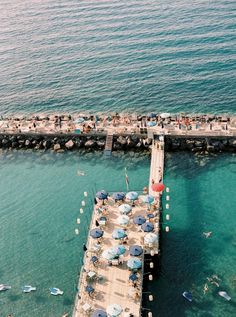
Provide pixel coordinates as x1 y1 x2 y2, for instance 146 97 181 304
111 245 126 256
126 191 138 201
141 195 154 204
127 257 142 270
112 228 127 240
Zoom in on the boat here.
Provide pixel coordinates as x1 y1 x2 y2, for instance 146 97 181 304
0 284 11 292
182 291 193 302
218 291 231 301
22 285 37 293
49 287 63 296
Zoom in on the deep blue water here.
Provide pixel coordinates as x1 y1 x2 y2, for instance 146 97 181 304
0 0 236 115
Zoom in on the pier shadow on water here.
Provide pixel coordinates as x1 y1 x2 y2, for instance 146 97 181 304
142 152 233 317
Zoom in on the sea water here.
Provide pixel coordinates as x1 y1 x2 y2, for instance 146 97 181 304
0 150 150 316
0 150 235 316
146 152 236 317
0 0 235 115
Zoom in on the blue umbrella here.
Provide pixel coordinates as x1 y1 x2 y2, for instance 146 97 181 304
112 192 125 201
142 195 154 204
90 256 98 263
147 213 155 219
127 257 142 270
112 228 127 240
118 204 132 215
85 285 94 294
133 215 146 225
148 113 157 118
126 191 138 201
96 190 108 200
112 245 126 256
90 228 104 239
129 273 138 281
147 121 157 127
129 245 143 256
141 222 154 232
92 310 107 317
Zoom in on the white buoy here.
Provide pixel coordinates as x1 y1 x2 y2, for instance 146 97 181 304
166 203 169 209
75 229 79 235
166 214 170 221
81 200 85 206
166 187 169 193
165 226 170 232
148 275 153 281
148 312 153 317
150 250 155 256
150 262 154 269
149 295 154 302
80 208 84 214
166 195 170 201
77 218 81 224
84 191 88 197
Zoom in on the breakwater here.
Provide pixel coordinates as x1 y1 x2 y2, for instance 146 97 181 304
0 133 235 153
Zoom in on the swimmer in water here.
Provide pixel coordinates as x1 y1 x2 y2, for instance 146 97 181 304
77 170 85 176
211 280 220 287
203 231 212 238
203 283 209 294
212 274 221 281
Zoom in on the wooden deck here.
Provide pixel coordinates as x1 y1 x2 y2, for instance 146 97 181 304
73 199 160 317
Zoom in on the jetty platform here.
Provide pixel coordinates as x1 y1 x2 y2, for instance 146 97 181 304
73 139 164 317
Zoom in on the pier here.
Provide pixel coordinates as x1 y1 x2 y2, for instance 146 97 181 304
73 137 165 317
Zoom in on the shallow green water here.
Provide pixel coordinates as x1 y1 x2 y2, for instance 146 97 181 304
0 150 150 316
0 150 235 316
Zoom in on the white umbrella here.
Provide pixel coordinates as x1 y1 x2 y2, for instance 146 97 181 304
106 304 123 317
144 233 158 244
160 113 171 119
117 215 130 226
102 249 116 261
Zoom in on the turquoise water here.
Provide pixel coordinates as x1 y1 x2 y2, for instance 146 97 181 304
147 152 236 317
0 0 236 115
0 150 235 316
0 150 150 316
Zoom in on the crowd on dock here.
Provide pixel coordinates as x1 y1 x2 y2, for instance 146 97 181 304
0 113 235 135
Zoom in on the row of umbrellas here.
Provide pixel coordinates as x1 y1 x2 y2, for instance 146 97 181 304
90 220 154 241
96 186 165 202
102 245 143 260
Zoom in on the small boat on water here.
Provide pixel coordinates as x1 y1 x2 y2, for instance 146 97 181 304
218 291 231 301
0 284 11 292
49 287 63 296
22 285 36 293
182 291 193 302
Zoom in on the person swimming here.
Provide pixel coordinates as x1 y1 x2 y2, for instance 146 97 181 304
203 231 212 238
77 169 85 176
203 283 209 294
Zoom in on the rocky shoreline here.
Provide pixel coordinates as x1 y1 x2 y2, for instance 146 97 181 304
0 133 235 153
